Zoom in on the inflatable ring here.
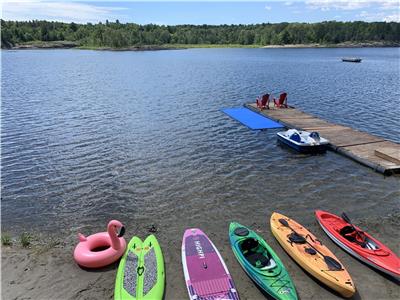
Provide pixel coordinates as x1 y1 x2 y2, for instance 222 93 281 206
74 220 126 268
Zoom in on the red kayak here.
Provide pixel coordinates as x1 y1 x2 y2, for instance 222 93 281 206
315 210 400 279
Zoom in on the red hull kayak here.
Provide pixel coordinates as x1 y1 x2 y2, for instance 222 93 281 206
315 210 400 279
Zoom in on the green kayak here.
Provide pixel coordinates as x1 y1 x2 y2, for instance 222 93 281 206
229 222 297 300
114 235 165 300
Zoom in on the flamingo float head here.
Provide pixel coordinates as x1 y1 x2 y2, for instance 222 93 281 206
107 220 125 250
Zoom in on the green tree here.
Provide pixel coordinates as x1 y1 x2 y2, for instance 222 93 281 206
1 19 399 49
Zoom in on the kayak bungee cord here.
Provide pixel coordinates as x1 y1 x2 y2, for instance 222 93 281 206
279 218 342 271
270 273 294 293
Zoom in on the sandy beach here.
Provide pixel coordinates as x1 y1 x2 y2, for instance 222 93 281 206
2 212 399 300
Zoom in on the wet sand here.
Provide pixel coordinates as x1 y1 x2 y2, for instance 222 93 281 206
2 213 399 300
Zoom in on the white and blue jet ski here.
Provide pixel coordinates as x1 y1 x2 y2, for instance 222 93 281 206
277 129 329 153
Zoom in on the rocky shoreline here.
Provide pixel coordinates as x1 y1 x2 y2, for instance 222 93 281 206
3 40 399 51
262 41 400 48
10 41 80 49
3 41 181 51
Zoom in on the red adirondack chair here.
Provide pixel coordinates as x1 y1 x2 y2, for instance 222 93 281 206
273 92 288 108
256 94 270 110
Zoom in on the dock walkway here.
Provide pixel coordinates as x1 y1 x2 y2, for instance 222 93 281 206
244 103 400 175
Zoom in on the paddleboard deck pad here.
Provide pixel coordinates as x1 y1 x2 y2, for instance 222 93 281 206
115 235 165 300
182 228 239 300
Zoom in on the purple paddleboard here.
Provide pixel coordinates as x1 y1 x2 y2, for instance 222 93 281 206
182 228 239 300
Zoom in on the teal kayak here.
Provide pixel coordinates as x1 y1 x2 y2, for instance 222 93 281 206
229 222 297 300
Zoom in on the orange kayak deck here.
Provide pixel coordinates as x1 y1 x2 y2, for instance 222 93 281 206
270 212 356 298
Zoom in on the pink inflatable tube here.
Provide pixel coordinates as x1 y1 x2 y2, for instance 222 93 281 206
74 220 127 268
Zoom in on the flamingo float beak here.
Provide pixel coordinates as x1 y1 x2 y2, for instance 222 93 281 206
117 226 125 237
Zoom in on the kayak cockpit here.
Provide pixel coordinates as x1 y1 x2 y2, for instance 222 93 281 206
339 226 380 251
239 238 276 270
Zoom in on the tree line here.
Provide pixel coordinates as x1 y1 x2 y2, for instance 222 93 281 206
1 19 399 48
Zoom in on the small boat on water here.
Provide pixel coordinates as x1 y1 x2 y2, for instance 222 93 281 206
342 57 362 63
277 129 329 153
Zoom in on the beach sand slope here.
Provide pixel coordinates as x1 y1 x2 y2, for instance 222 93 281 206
2 214 399 300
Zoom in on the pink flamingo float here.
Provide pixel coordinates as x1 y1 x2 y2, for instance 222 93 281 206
74 220 127 268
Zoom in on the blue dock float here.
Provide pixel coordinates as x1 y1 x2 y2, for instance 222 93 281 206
222 107 284 130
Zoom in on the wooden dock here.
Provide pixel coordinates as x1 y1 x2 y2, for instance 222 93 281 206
244 103 400 175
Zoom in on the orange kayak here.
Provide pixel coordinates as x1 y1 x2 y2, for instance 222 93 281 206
270 212 356 298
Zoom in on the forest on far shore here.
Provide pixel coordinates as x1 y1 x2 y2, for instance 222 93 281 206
1 19 399 48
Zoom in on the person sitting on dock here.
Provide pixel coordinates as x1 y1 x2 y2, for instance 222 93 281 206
256 93 270 110
273 92 288 108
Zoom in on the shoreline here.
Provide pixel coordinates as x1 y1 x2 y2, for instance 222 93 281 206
261 41 400 48
4 41 399 51
2 212 399 299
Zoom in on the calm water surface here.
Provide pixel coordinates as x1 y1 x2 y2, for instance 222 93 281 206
1 48 399 236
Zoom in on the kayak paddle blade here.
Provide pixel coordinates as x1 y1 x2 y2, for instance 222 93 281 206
341 212 352 225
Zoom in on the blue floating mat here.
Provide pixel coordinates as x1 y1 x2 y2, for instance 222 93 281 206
222 108 283 130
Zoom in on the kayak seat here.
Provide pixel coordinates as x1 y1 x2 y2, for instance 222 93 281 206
340 226 383 252
245 252 272 268
241 238 259 251
339 226 355 236
240 238 272 268
339 226 367 248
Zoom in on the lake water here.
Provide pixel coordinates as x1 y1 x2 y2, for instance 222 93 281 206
1 48 399 236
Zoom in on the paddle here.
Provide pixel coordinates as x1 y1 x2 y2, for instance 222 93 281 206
341 212 366 246
278 218 342 271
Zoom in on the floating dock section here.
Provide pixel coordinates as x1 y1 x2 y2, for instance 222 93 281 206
222 107 283 130
244 103 400 175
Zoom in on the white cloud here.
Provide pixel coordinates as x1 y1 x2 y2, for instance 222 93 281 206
306 0 399 11
379 0 400 9
383 14 400 21
265 5 272 10
2 0 127 23
357 9 400 21
284 1 294 6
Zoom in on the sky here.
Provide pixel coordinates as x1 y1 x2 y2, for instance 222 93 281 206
2 0 399 25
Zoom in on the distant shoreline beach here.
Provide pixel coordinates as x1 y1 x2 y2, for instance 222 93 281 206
5 40 399 51
261 41 400 48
